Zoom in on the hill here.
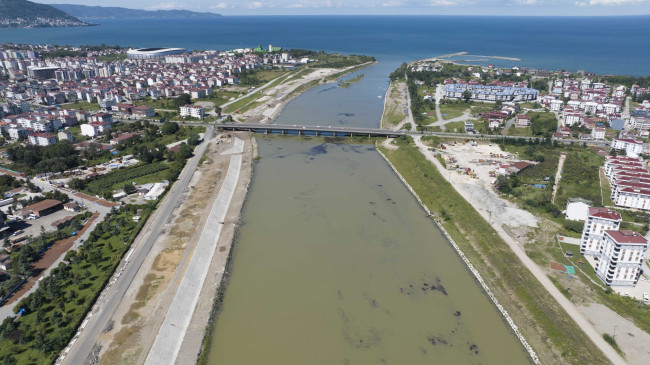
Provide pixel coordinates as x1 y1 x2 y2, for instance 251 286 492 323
51 4 222 19
0 0 90 27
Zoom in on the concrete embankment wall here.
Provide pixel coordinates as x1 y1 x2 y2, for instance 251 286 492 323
376 146 541 365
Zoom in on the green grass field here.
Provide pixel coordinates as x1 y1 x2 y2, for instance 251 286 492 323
508 126 534 137
439 102 471 120
61 101 100 111
555 151 605 208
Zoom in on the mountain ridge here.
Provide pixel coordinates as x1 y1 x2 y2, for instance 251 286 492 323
0 0 90 28
50 4 222 19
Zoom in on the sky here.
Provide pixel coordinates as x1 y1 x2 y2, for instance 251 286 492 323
35 0 650 16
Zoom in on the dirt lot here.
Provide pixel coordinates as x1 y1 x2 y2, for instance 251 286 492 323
433 140 538 229
96 132 255 365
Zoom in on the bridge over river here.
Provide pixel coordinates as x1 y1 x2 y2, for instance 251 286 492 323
216 123 612 148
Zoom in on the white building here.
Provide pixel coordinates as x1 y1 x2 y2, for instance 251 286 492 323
580 207 622 256
595 230 647 287
614 186 650 210
565 198 592 221
591 128 606 140
80 122 112 137
28 132 57 146
550 99 563 111
612 138 644 158
179 104 204 119
144 181 169 200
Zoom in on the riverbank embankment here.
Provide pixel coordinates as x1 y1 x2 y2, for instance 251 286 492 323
376 139 616 365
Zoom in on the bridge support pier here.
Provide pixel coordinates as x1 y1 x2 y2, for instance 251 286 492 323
298 130 303 136
316 131 320 136
282 129 286 135
333 132 337 137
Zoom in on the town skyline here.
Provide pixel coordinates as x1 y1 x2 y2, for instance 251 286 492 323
33 0 650 16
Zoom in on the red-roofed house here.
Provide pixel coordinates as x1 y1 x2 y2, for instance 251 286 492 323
580 207 622 256
596 230 648 286
28 132 57 146
131 106 155 119
612 138 644 158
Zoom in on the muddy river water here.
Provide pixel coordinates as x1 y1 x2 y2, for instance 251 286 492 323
206 62 531 364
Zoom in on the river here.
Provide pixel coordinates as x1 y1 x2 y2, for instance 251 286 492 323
205 62 531 364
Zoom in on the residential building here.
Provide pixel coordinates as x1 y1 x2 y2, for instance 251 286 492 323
565 198 592 221
443 83 539 102
131 106 155 119
612 138 644 158
58 130 74 142
595 230 647 286
515 114 530 127
580 207 622 256
179 104 205 119
591 128 606 140
80 122 112 137
28 132 57 146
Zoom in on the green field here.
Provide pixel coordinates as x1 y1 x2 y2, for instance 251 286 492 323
439 102 471 120
508 126 534 137
555 151 605 208
61 101 99 111
379 139 608 364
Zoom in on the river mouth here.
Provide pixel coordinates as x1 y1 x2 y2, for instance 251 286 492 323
205 136 530 365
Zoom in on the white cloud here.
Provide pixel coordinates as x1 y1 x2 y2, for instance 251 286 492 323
382 1 404 6
246 1 264 8
146 2 187 10
211 2 229 9
517 0 537 4
576 0 646 5
285 0 337 8
428 0 458 6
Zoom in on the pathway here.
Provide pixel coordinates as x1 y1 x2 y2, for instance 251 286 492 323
551 153 567 204
410 136 626 365
144 149 243 365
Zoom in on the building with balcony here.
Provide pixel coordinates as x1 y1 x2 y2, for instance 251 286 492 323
580 207 622 256
595 230 648 287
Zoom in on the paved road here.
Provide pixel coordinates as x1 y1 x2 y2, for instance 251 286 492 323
434 84 444 125
144 152 242 365
59 125 215 365
412 136 626 365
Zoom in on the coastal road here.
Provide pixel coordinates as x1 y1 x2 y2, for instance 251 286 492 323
60 125 215 365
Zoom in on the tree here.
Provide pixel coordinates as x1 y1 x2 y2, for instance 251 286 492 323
161 121 180 135
462 90 472 102
122 183 136 195
214 106 222 117
609 148 618 157
496 175 511 194
187 133 201 146
177 143 193 160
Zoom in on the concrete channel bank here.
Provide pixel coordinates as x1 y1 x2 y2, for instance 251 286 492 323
376 145 541 365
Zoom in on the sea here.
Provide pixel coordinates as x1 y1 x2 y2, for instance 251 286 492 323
1 15 650 76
